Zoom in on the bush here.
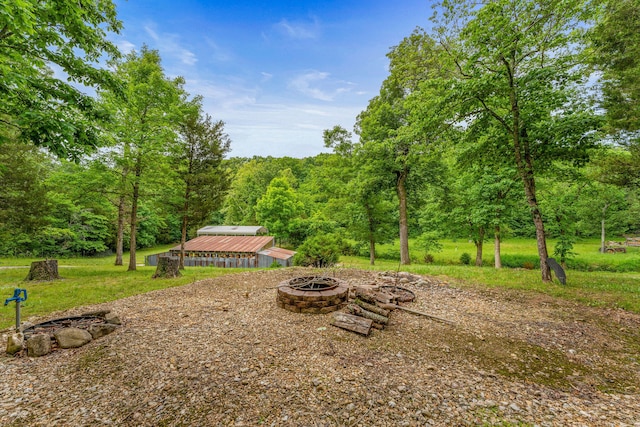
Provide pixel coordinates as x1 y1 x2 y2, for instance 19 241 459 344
293 234 341 268
459 252 471 265
423 253 435 264
269 261 282 268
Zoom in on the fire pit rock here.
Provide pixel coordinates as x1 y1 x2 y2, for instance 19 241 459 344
276 276 349 314
7 310 122 357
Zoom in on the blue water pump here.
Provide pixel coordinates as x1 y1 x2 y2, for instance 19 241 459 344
4 288 28 331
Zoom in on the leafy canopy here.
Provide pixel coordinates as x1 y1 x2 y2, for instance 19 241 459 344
0 0 122 159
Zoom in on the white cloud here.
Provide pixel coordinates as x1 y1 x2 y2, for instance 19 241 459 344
116 40 136 54
275 17 320 40
144 24 197 66
289 71 354 101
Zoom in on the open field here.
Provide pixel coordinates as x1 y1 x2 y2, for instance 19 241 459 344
2 239 640 329
0 247 250 329
374 238 640 272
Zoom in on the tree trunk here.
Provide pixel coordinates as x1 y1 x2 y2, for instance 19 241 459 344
505 51 550 282
397 171 410 265
474 226 484 267
600 203 608 253
494 225 502 269
25 260 60 281
366 203 376 265
152 256 182 279
180 208 188 270
128 161 141 272
523 174 551 282
115 194 125 266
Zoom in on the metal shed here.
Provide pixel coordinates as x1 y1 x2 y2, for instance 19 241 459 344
145 235 295 268
258 247 296 267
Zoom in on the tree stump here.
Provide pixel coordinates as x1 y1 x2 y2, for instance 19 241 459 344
152 256 181 279
25 260 61 281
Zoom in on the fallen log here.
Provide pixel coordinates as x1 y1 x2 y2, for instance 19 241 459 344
354 288 393 305
353 299 390 317
346 304 389 325
379 303 455 325
331 312 372 336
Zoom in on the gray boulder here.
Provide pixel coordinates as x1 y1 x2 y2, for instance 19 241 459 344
6 332 24 355
54 327 92 349
88 323 118 339
27 334 51 357
104 312 121 325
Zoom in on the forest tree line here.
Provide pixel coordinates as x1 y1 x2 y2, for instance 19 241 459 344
1 0 639 281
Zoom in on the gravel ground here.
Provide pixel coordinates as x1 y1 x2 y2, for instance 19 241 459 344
1 267 639 426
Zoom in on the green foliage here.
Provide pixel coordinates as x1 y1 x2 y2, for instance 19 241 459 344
0 0 122 159
293 234 341 268
415 232 443 254
459 253 471 265
269 260 282 269
255 176 304 243
590 0 640 134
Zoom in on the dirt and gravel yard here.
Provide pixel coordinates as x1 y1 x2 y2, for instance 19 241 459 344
1 268 639 426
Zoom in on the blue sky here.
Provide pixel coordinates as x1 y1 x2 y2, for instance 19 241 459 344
111 0 433 158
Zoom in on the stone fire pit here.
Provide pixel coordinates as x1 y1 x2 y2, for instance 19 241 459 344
5 310 121 357
276 276 349 314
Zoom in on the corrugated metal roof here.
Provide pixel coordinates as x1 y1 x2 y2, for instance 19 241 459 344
258 247 296 260
197 225 268 236
171 235 274 253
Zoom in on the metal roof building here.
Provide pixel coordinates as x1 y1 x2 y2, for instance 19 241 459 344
196 225 268 236
145 235 295 268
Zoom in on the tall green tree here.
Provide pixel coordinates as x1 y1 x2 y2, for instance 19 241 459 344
357 29 452 265
590 0 640 136
173 99 231 268
431 0 601 281
0 143 51 255
0 0 122 159
320 126 396 265
255 175 304 244
99 47 185 270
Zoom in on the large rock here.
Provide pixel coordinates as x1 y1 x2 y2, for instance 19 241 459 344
54 327 92 349
104 312 122 325
27 334 51 357
6 332 24 355
88 323 118 339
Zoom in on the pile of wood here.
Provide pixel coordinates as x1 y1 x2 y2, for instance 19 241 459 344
331 285 454 336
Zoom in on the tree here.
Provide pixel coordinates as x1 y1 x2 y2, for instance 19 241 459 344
431 0 601 281
0 0 122 159
590 0 640 136
255 175 304 244
99 47 185 270
173 99 231 269
0 143 51 255
319 125 396 265
356 29 453 265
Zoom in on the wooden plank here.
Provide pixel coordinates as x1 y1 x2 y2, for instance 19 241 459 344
379 303 455 325
331 312 372 336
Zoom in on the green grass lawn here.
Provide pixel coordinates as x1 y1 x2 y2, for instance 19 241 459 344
2 239 639 330
0 247 246 329
374 237 640 272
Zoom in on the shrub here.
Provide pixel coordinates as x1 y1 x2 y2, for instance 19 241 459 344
523 261 535 270
293 234 341 268
424 253 435 264
459 252 471 265
269 261 282 268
